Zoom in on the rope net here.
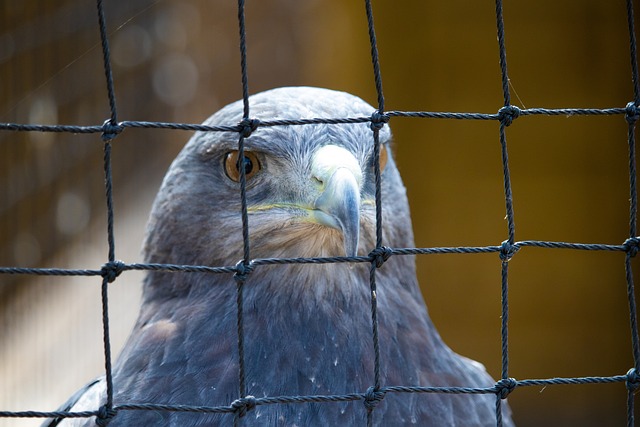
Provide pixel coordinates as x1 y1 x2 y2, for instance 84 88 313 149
0 0 639 426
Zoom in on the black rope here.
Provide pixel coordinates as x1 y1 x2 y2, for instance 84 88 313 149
100 83 117 426
493 1 517 425
625 2 640 427
0 238 633 278
2 374 638 421
237 0 250 120
96 0 122 423
366 259 382 426
233 1 253 425
0 410 100 419
363 1 387 423
234 130 251 414
495 0 511 108
627 0 640 105
96 0 118 126
2 373 635 420
365 0 385 113
0 238 633 277
2 106 638 137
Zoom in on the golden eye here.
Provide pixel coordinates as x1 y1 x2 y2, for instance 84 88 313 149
224 150 261 182
376 143 388 172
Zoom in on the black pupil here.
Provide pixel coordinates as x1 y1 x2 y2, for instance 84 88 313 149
236 155 253 175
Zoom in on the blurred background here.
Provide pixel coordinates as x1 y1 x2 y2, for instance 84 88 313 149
1 1 639 426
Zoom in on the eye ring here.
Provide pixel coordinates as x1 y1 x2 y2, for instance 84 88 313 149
224 150 261 182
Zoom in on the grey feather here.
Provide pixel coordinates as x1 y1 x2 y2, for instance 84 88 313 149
46 87 515 426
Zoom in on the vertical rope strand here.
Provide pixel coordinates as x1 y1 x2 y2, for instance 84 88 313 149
95 0 119 422
369 262 382 391
235 0 252 275
500 260 510 381
103 140 116 263
365 0 386 247
626 0 639 238
629 112 638 240
100 275 114 413
96 0 118 124
235 133 251 404
495 397 504 427
626 113 640 367
499 124 516 244
626 253 639 427
99 141 116 424
627 0 640 105
625 3 640 426
373 130 383 248
238 0 250 119
364 1 387 424
237 135 251 263
494 2 515 424
495 0 517 243
628 385 635 427
234 271 247 427
365 0 385 112
234 1 252 424
495 0 511 107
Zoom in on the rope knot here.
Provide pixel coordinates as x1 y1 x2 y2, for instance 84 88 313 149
101 119 123 142
626 102 640 124
95 404 117 426
369 246 393 268
231 395 257 418
234 260 253 283
627 368 640 390
363 386 386 410
238 118 260 138
497 105 521 127
623 236 640 257
101 260 125 283
499 240 519 262
370 110 389 131
495 377 517 399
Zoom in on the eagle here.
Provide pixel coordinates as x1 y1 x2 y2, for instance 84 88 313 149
47 87 514 426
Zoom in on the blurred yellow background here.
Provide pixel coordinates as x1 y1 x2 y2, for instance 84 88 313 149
1 1 639 426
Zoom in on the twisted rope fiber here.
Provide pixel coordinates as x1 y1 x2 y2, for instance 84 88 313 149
0 237 634 279
95 0 120 422
4 373 635 419
625 2 640 426
98 145 116 427
494 1 514 425
231 2 253 427
363 0 387 425
0 106 635 137
0 236 635 279
1 0 640 425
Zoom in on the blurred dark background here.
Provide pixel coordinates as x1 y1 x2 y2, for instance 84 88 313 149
1 1 639 426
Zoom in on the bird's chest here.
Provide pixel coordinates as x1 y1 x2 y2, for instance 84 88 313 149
239 293 377 398
128 267 418 403
113 273 430 426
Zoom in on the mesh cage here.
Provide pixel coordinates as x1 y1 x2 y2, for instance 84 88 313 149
0 1 639 426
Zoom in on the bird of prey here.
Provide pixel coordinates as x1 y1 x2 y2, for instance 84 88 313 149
47 87 514 426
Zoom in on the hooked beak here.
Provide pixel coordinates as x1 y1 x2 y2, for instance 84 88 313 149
313 168 361 257
310 145 362 257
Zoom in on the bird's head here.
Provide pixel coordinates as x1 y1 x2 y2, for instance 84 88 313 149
143 87 414 266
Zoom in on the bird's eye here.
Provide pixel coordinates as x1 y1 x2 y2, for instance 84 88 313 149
375 143 388 173
224 150 261 182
